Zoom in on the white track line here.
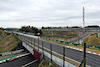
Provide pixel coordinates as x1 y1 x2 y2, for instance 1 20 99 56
22 59 38 67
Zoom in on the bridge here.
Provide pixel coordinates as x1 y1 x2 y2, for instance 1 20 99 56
12 32 100 67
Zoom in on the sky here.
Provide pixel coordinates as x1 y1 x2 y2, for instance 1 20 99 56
0 0 100 28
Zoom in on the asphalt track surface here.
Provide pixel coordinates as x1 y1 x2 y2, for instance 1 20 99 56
0 54 39 67
15 33 100 67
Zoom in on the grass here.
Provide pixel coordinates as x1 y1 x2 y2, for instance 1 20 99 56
84 33 100 45
39 60 57 67
0 30 4 37
42 29 79 41
0 34 20 53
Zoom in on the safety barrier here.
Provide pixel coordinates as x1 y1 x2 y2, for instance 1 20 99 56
0 49 24 56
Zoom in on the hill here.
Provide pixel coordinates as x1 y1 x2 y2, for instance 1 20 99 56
84 33 100 45
0 34 20 53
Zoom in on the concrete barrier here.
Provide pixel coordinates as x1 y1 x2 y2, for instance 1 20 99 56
0 49 24 56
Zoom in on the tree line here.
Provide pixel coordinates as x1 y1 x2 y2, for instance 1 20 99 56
42 25 100 29
19 26 42 36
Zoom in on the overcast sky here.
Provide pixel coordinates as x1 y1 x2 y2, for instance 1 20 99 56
0 0 100 28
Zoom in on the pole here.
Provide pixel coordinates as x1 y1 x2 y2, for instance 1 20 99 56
50 44 52 63
38 36 39 51
42 41 44 59
34 39 35 49
78 35 79 43
23 35 24 42
83 7 85 34
83 43 86 67
52 29 53 39
63 46 65 67
83 7 86 67
30 37 32 44
31 37 32 45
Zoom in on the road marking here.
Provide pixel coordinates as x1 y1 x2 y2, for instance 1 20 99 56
22 59 38 67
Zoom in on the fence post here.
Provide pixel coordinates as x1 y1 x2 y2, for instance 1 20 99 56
63 46 65 67
31 38 32 45
20 42 21 49
21 35 23 41
34 39 35 49
83 43 86 67
23 35 24 41
38 36 39 51
42 41 44 59
30 37 31 43
50 44 52 63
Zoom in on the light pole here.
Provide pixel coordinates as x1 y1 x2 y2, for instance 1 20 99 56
83 7 86 67
83 7 85 35
79 7 86 67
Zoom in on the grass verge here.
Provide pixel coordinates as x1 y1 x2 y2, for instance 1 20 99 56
84 33 100 45
38 60 57 67
0 34 20 53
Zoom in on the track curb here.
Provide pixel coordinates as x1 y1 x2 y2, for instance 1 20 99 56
0 53 30 63
66 46 100 56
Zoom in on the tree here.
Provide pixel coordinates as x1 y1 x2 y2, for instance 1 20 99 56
42 26 44 29
72 26 80 28
19 26 43 36
86 25 99 28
